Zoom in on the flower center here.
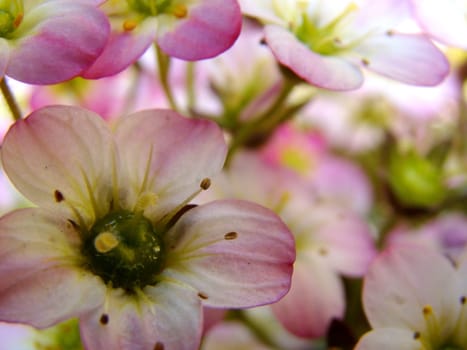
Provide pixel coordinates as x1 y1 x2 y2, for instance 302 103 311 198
82 210 165 291
0 1 23 37
126 0 187 18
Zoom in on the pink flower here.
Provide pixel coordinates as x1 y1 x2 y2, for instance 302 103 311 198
356 244 467 349
83 0 242 78
207 152 376 338
0 106 295 350
240 0 449 90
0 0 110 84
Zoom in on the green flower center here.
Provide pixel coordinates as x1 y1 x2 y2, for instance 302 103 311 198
126 0 187 18
82 210 165 291
0 1 23 37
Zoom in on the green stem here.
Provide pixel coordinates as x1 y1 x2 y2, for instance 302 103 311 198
186 62 196 114
0 77 22 121
155 44 178 111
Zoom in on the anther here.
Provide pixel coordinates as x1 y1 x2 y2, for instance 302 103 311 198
154 342 165 350
172 4 188 18
413 331 421 340
13 13 23 28
94 232 120 253
461 296 466 305
422 305 433 315
123 19 137 32
224 231 238 240
100 314 109 325
200 178 211 190
54 189 65 202
361 58 370 66
198 292 208 299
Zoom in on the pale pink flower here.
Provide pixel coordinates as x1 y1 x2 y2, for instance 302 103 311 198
411 0 467 49
0 0 110 84
240 0 449 90
83 0 242 78
0 106 295 350
207 152 376 338
356 244 467 349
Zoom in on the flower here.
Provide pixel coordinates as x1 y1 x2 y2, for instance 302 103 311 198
0 105 295 350
0 0 110 84
240 0 449 90
83 0 242 78
205 151 376 338
355 244 467 350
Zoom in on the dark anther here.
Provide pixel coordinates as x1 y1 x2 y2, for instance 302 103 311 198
224 231 238 240
54 190 64 202
154 341 165 350
100 314 109 325
200 178 211 190
198 292 208 300
67 219 79 230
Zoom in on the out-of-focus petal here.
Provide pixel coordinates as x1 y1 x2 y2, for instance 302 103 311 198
264 25 363 91
238 0 285 25
353 33 449 86
355 328 421 350
0 208 104 328
363 245 460 333
82 20 157 79
271 256 344 338
157 0 241 60
1 106 115 227
0 39 10 78
113 109 226 221
80 281 202 350
202 321 271 350
7 1 110 84
164 199 295 308
412 0 467 49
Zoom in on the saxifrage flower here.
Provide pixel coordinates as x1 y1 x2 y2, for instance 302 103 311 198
0 105 295 350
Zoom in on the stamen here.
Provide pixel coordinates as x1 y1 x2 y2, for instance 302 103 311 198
224 231 238 240
200 178 211 190
134 192 158 212
422 304 442 345
172 4 188 18
13 13 22 28
154 342 165 350
123 19 138 32
94 231 120 253
54 189 65 202
100 313 109 325
453 296 467 346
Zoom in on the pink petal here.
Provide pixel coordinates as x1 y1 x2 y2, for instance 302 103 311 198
164 199 295 308
363 244 460 332
1 106 115 227
80 281 202 350
0 39 9 78
202 321 271 350
82 21 157 79
0 208 104 328
113 109 227 221
7 1 110 84
157 0 242 60
271 256 344 338
355 328 421 350
353 33 450 86
264 25 364 91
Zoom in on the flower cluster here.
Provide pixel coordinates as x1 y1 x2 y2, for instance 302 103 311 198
0 0 466 349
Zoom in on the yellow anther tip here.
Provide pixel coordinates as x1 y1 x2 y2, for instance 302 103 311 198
172 4 188 18
123 20 138 32
422 305 433 315
94 232 120 253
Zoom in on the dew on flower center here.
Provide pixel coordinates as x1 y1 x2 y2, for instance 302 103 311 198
82 210 165 291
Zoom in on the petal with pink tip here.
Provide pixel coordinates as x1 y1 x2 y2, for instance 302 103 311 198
353 33 449 86
80 280 202 350
164 199 295 308
271 256 344 338
355 328 421 350
113 109 227 221
157 0 241 60
0 208 105 328
7 1 110 84
82 19 157 79
1 106 115 227
264 25 363 91
363 244 460 332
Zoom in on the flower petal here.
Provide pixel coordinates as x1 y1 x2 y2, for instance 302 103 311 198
271 256 344 338
353 33 449 86
0 39 10 79
363 244 460 333
7 1 110 84
164 199 295 308
113 109 226 221
1 106 115 227
355 328 421 350
80 280 202 350
0 208 105 328
82 20 157 79
264 25 363 91
157 0 241 60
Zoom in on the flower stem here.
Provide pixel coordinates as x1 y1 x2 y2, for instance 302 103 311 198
155 44 178 111
0 77 22 121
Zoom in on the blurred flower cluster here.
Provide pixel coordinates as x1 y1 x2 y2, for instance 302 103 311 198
0 0 466 349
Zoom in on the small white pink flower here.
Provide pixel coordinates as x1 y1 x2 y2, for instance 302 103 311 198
0 106 295 350
240 0 449 90
0 0 110 84
356 244 467 349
